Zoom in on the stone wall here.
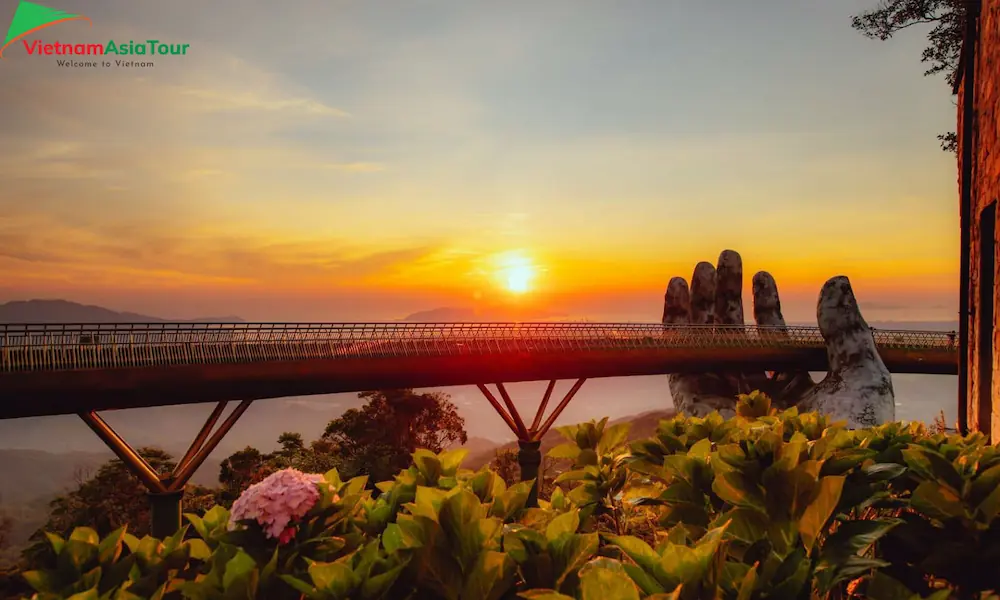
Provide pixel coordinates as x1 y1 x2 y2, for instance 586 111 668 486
958 0 1000 440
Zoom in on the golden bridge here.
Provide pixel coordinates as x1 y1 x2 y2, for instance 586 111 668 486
0 321 956 419
0 321 958 533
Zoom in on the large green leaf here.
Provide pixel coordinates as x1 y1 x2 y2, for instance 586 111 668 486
578 558 641 600
714 507 768 544
969 462 1000 505
901 446 964 493
550 532 599 589
977 483 1000 524
797 475 845 553
819 518 900 564
555 467 598 484
688 438 712 460
309 560 357 597
438 448 468 474
548 443 582 460
545 510 580 542
440 488 485 539
662 455 698 484
360 563 407 599
814 555 890 595
604 535 669 589
461 550 514 600
21 569 57 593
656 525 728 588
97 527 127 565
598 423 631 456
69 527 100 546
222 549 257 591
411 486 450 521
713 471 766 510
909 480 966 521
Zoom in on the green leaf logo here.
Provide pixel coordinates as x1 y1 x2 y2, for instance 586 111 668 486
1 0 91 58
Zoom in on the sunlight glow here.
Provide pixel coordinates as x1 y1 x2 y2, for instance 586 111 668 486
506 264 533 294
493 250 537 294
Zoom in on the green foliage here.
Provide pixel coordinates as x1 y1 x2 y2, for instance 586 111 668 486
549 418 632 530
323 389 469 483
216 389 469 504
21 524 209 599
18 393 1000 599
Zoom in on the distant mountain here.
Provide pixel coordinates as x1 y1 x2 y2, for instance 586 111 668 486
449 436 499 457
0 299 243 323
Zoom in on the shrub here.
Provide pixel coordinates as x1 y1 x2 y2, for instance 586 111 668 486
16 392 1000 599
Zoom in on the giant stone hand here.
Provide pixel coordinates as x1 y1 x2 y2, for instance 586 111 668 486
663 249 894 428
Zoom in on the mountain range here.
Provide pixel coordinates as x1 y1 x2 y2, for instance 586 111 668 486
0 299 244 323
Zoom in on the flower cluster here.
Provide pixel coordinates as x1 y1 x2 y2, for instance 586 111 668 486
229 468 332 543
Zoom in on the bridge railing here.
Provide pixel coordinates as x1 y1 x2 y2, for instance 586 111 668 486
0 322 957 373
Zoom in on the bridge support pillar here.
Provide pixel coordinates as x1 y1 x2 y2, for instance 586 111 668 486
148 490 185 539
476 378 587 507
516 440 542 508
78 399 253 538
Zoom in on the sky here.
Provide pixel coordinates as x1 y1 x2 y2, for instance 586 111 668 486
0 0 961 323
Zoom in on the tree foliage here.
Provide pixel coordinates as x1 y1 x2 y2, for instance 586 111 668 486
851 0 966 151
322 389 468 482
216 389 468 500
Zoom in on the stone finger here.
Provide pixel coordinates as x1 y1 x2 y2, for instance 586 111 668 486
714 250 744 325
690 262 717 324
662 277 691 324
752 271 786 327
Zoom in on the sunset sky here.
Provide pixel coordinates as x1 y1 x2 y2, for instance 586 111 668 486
0 0 959 323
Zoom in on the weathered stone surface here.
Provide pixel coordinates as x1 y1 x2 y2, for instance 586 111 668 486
663 251 895 428
750 271 814 408
714 250 743 325
665 251 743 418
662 278 690 325
690 262 717 325
797 276 895 428
752 272 783 327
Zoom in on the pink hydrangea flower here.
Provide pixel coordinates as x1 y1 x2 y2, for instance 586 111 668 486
228 468 336 543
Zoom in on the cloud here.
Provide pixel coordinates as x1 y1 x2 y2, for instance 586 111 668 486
318 162 385 173
0 213 445 290
175 87 350 117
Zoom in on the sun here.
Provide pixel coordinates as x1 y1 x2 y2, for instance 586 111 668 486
505 264 534 294
491 251 538 294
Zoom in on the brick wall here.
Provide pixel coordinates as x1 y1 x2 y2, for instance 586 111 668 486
960 0 1000 440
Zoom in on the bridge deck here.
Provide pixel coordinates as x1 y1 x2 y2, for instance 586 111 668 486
0 322 958 419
